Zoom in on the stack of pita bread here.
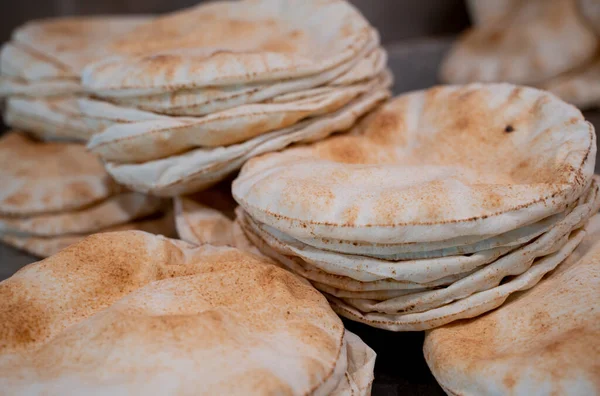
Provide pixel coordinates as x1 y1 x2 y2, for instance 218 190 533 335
0 131 172 257
424 213 600 395
442 0 600 110
81 0 392 196
0 15 149 141
232 83 599 331
0 230 375 395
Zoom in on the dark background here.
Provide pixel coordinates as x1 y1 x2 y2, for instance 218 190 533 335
0 0 470 44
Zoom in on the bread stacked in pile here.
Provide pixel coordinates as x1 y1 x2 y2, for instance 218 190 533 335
81 0 391 196
233 83 599 331
0 16 149 141
0 132 171 257
0 231 375 395
442 0 600 110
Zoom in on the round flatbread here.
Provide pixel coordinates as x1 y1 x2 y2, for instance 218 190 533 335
424 213 600 395
0 192 165 237
82 0 374 93
0 131 120 215
233 84 595 244
0 230 359 394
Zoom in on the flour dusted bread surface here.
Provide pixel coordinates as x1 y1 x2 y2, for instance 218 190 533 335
424 214 600 395
11 15 150 77
0 231 354 394
0 131 119 215
233 83 595 244
82 0 374 93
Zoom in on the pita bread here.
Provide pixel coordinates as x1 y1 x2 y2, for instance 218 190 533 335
258 202 574 259
0 76 82 97
0 131 120 216
82 0 374 93
233 83 596 244
104 85 391 196
0 231 362 394
544 56 600 110
424 213 600 395
87 75 385 163
341 189 595 313
102 45 384 116
239 207 519 283
238 175 600 301
0 193 164 237
0 212 175 258
12 15 150 78
239 211 471 293
4 97 93 141
77 97 170 133
440 0 598 85
0 42 74 81
327 226 587 331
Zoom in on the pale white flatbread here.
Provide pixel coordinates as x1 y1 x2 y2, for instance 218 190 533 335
233 84 595 244
424 213 600 395
0 231 358 394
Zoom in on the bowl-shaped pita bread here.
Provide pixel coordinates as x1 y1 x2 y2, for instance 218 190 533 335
441 0 598 85
0 131 120 215
233 84 596 244
82 0 374 93
424 213 600 395
0 231 373 395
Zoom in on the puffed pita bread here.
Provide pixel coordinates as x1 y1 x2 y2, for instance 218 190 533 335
0 230 372 395
103 46 386 116
233 84 596 244
424 213 600 395
82 0 374 93
0 131 120 215
11 15 150 78
4 97 93 141
0 212 174 258
440 0 598 85
88 74 385 163
105 85 391 196
544 56 600 110
0 193 164 237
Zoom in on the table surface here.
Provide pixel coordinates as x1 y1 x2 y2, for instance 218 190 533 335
1 38 599 396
